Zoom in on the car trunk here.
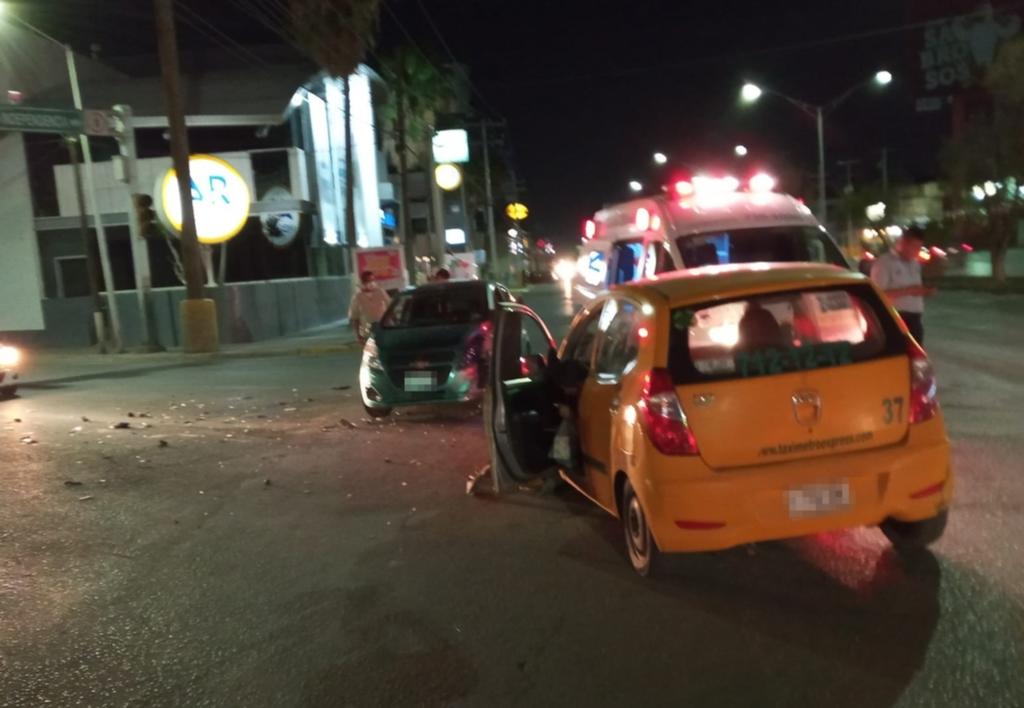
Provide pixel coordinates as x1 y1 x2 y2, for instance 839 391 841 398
678 356 909 469
376 323 476 389
666 282 910 470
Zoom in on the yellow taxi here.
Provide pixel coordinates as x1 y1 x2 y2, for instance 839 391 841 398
486 263 952 576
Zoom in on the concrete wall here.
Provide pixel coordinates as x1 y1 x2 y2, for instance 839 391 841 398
0 133 46 331
16 276 353 349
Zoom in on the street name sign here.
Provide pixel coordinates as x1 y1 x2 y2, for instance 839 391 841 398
0 106 83 134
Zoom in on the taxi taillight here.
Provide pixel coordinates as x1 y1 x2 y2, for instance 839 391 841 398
908 340 938 424
640 368 699 456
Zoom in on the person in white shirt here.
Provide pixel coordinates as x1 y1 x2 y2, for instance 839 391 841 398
348 271 391 343
870 227 937 343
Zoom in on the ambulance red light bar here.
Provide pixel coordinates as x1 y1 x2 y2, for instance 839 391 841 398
749 172 777 193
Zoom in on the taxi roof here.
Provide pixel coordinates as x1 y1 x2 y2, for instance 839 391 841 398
616 262 867 306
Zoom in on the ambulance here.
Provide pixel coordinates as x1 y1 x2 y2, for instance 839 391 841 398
573 174 849 305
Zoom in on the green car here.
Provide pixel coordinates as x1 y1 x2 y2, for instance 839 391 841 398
359 280 513 417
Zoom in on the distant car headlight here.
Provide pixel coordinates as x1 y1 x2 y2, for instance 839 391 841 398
362 338 382 370
0 345 20 368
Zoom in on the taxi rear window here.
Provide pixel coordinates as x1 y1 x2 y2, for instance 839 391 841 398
667 284 906 383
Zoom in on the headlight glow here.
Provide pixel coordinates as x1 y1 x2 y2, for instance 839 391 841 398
0 345 20 368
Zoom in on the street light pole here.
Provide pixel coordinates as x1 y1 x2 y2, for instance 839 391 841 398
741 71 892 230
65 42 123 352
816 106 827 225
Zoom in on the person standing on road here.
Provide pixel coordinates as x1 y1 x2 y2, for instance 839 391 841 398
348 271 391 344
870 226 937 344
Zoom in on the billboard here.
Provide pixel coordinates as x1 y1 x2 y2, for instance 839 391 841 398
354 246 407 291
911 1 1022 111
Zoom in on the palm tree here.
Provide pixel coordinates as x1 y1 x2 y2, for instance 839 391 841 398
379 48 454 281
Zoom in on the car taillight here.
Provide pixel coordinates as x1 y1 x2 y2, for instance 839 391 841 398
908 340 938 424
639 368 699 456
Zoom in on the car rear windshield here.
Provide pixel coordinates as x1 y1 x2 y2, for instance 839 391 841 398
667 284 906 384
381 285 488 328
675 226 848 269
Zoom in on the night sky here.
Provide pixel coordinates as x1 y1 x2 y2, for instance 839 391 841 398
24 0 950 245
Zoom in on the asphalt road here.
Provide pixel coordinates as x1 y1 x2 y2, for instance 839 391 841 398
1 286 1022 707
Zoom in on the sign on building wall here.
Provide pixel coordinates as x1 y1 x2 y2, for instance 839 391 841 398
911 1 1022 111
157 154 252 244
432 129 469 164
259 186 301 249
354 246 407 291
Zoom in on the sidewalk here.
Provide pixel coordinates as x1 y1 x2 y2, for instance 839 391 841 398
21 320 359 388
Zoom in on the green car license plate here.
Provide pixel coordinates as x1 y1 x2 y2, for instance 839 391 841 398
404 371 435 392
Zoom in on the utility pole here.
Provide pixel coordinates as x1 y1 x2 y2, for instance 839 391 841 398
113 104 162 351
396 84 415 284
154 0 218 352
67 137 107 350
66 44 122 351
343 75 357 257
480 120 498 280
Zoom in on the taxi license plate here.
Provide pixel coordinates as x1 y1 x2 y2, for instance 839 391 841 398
788 482 851 518
404 371 435 391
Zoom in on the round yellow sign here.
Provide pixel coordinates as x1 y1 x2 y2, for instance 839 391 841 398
506 202 529 221
434 163 463 191
158 154 252 245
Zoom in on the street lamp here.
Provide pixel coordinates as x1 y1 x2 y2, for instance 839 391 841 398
740 83 763 103
734 144 748 157
629 180 643 193
653 152 668 165
739 71 893 225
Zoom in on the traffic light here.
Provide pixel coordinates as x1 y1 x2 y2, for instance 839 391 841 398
133 193 157 238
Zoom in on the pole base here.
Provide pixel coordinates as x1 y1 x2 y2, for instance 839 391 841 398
180 298 219 354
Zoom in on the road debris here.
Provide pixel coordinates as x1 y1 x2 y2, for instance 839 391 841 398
331 385 351 391
339 419 358 429
63 480 83 487
158 440 169 448
70 426 83 433
78 495 94 502
263 479 272 487
19 434 36 444
111 422 131 430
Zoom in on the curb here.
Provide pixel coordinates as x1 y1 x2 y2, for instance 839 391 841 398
21 340 361 388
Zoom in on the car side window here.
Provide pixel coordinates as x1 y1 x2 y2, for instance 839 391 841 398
562 304 604 369
657 244 677 273
595 299 641 383
497 311 554 380
495 285 512 303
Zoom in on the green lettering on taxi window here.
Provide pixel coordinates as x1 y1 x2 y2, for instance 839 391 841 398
733 342 854 377
673 309 695 331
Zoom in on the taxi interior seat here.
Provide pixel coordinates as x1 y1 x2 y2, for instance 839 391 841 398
738 306 785 350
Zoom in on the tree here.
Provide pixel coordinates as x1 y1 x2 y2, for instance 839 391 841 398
941 35 1024 284
378 48 454 281
288 0 381 251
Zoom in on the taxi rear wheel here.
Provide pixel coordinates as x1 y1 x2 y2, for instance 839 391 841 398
881 509 948 550
622 480 659 577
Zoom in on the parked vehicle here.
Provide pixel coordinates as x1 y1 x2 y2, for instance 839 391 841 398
487 262 952 576
359 280 515 417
